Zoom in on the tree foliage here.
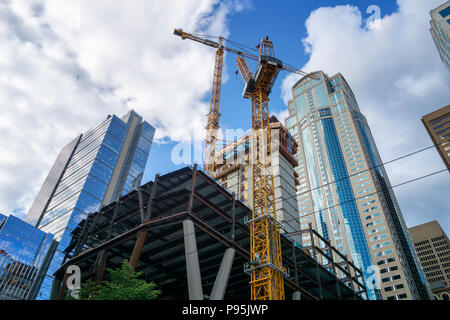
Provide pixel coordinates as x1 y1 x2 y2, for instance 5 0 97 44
69 260 161 300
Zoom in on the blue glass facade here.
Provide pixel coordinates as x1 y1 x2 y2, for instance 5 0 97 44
0 215 55 300
115 121 155 197
285 71 431 300
24 110 155 300
319 117 377 299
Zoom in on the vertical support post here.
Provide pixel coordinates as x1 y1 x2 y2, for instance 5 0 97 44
345 258 355 292
231 192 236 241
359 269 368 299
328 244 342 300
183 219 203 300
107 200 120 240
74 215 91 256
57 270 70 300
94 250 107 285
188 164 198 213
292 244 301 301
129 230 148 270
75 213 100 257
210 248 235 300
145 174 160 221
137 186 145 223
50 277 62 300
310 228 323 300
292 244 299 287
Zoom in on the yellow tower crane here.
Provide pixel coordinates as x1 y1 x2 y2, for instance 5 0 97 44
173 28 316 300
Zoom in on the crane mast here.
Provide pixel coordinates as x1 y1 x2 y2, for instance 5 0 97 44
243 38 286 300
204 38 224 175
173 28 315 300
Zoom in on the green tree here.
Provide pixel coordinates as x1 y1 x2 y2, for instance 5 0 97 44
69 260 161 300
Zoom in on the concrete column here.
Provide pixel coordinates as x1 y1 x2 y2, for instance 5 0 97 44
210 248 235 300
292 291 301 300
183 219 203 300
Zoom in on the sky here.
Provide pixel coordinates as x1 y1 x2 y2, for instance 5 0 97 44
0 0 449 234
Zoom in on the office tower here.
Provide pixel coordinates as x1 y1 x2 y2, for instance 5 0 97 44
211 116 301 242
284 71 431 300
429 1 450 70
409 221 450 300
25 110 155 299
421 105 450 171
0 213 6 224
0 215 56 300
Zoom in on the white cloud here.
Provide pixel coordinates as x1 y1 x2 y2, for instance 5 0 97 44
280 0 450 231
272 108 289 125
0 0 247 217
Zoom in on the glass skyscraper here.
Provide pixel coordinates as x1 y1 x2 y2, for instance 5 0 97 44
284 71 431 300
25 109 155 300
0 215 56 300
429 1 450 71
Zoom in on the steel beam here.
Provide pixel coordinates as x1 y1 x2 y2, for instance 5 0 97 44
145 174 160 221
129 230 149 269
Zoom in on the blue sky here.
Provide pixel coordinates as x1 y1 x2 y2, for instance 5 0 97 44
141 0 450 233
0 0 448 234
143 0 400 179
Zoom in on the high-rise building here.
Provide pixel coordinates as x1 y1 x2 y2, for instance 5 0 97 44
284 71 431 300
409 220 450 300
0 215 56 300
421 105 450 171
25 109 155 299
211 116 301 243
429 1 450 70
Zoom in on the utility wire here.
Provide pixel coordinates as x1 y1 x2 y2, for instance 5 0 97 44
278 168 448 228
292 140 448 201
216 140 448 209
210 141 448 225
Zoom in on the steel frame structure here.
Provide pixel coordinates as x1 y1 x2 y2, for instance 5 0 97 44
51 166 367 301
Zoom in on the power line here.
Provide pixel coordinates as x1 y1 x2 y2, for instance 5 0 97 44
278 168 448 228
250 139 448 209
291 141 447 203
209 141 446 208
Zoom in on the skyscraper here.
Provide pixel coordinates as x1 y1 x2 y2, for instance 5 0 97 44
429 1 450 71
284 71 431 300
409 220 450 299
0 213 6 225
25 109 155 299
421 104 450 171
0 215 56 300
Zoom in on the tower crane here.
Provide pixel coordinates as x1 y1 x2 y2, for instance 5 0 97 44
174 28 316 300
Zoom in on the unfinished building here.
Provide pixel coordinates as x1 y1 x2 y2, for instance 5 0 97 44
51 166 367 300
211 116 301 243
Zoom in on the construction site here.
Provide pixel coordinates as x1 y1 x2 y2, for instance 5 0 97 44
51 28 368 301
52 166 367 300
